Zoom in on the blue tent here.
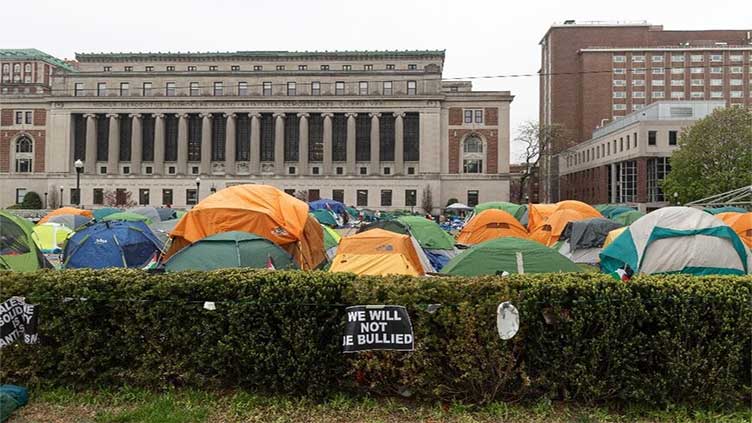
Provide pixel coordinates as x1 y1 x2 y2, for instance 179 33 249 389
309 199 346 215
62 221 163 269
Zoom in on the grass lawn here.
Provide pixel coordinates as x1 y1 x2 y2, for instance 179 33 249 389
6 387 751 423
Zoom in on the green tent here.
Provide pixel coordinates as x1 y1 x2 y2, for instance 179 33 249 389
474 202 526 221
164 231 298 272
441 237 581 276
92 207 121 220
346 207 359 219
704 206 747 215
0 210 50 272
396 216 455 250
102 211 152 224
599 205 636 219
612 210 645 226
311 209 338 227
322 225 341 251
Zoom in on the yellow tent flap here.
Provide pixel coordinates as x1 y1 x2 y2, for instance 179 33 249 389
603 227 627 248
330 228 426 276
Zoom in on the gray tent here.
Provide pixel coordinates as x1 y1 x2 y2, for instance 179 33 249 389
129 206 162 223
148 219 179 245
558 218 623 265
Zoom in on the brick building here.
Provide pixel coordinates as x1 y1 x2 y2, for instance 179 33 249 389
1 49 513 209
539 21 751 201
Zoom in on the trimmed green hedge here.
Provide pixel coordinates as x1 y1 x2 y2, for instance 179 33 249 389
0 270 750 406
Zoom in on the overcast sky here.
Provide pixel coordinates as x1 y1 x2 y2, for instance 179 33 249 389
4 0 748 161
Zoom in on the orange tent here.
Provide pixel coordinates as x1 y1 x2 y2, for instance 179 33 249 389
38 207 93 224
165 184 326 269
330 229 430 276
529 204 603 246
716 212 752 248
527 203 557 232
456 209 528 245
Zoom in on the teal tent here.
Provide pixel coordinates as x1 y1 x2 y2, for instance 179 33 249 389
474 202 526 221
612 210 645 225
92 207 121 220
599 205 636 219
311 209 338 227
705 206 748 215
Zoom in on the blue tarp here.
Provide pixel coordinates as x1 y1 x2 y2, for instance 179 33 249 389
309 199 347 215
62 221 163 269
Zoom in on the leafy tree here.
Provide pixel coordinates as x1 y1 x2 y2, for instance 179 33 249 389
421 186 434 215
661 107 752 203
103 189 137 207
20 191 43 209
515 121 574 203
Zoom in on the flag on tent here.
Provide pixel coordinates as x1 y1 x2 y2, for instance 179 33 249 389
611 265 633 282
141 251 160 270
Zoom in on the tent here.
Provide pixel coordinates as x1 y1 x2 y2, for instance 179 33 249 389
322 225 341 260
38 207 93 224
92 207 121 220
309 199 346 215
526 203 557 232
473 202 526 221
441 237 581 276
148 219 180 245
598 205 636 220
32 222 73 254
557 218 623 265
0 211 51 272
529 208 603 247
166 184 326 270
705 206 748 215
164 231 297 272
446 202 472 211
456 209 528 245
62 221 163 269
156 207 177 221
103 211 152 224
346 207 359 219
47 214 91 230
612 210 645 226
330 228 434 276
603 227 627 248
311 209 338 227
129 206 162 223
716 212 752 248
600 207 750 276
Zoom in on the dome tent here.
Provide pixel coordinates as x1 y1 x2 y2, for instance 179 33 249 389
311 209 338 227
102 211 152 224
308 199 347 215
612 210 645 226
529 201 603 246
557 218 623 265
600 207 750 276
92 207 121 220
330 229 434 276
473 201 526 222
38 207 93 224
62 221 163 269
0 211 51 272
32 222 73 254
46 214 91 230
166 184 326 270
456 209 528 245
441 237 581 276
164 231 297 272
715 212 752 248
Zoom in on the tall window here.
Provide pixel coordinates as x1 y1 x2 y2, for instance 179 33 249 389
287 82 296 96
260 113 275 161
263 82 272 96
332 113 347 161
119 114 132 161
142 82 152 96
74 83 84 96
335 81 345 95
405 190 417 207
467 190 479 207
647 157 671 202
236 114 251 161
188 114 202 161
97 82 106 96
407 80 417 95
141 115 155 161
359 81 368 95
139 189 150 205
162 189 173 206
164 114 178 162
213 82 223 96
311 81 321 96
462 135 484 174
381 190 392 206
284 114 299 161
668 130 678 146
189 82 199 96
211 114 226 161
73 114 86 161
186 189 198 206
93 188 104 205
383 81 392 95
14 136 33 173
120 82 129 96
308 113 324 162
379 113 395 162
357 190 368 207
618 160 637 203
96 114 109 162
238 81 248 96
355 114 371 161
165 82 176 96
332 189 344 203
403 112 420 161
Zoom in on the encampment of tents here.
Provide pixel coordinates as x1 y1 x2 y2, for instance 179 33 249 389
0 211 51 271
456 209 528 245
164 231 297 272
166 184 326 270
600 207 750 276
62 221 163 269
32 222 72 254
441 237 581 276
330 228 434 276
38 207 93 224
715 212 752 248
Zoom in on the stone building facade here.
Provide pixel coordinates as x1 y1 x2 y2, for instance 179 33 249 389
1 49 513 210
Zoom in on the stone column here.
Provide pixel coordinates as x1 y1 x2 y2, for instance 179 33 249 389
369 112 380 175
274 112 285 174
322 113 333 175
106 113 120 175
346 112 357 175
224 113 236 175
130 114 142 175
200 113 212 175
177 113 188 175
84 113 97 174
250 113 261 174
153 113 165 175
610 163 617 203
297 112 309 175
394 112 405 175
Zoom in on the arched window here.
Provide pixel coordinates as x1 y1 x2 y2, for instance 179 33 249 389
24 64 31 72
13 64 20 73
462 135 484 174
16 137 33 153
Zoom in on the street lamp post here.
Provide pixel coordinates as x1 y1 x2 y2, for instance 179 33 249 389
59 185 64 207
673 192 679 206
74 159 84 206
195 177 201 203
44 192 48 209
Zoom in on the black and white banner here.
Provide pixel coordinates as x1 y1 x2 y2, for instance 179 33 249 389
343 305 414 353
0 296 39 348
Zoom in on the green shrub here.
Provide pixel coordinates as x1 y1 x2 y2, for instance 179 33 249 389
20 191 43 209
0 270 749 406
